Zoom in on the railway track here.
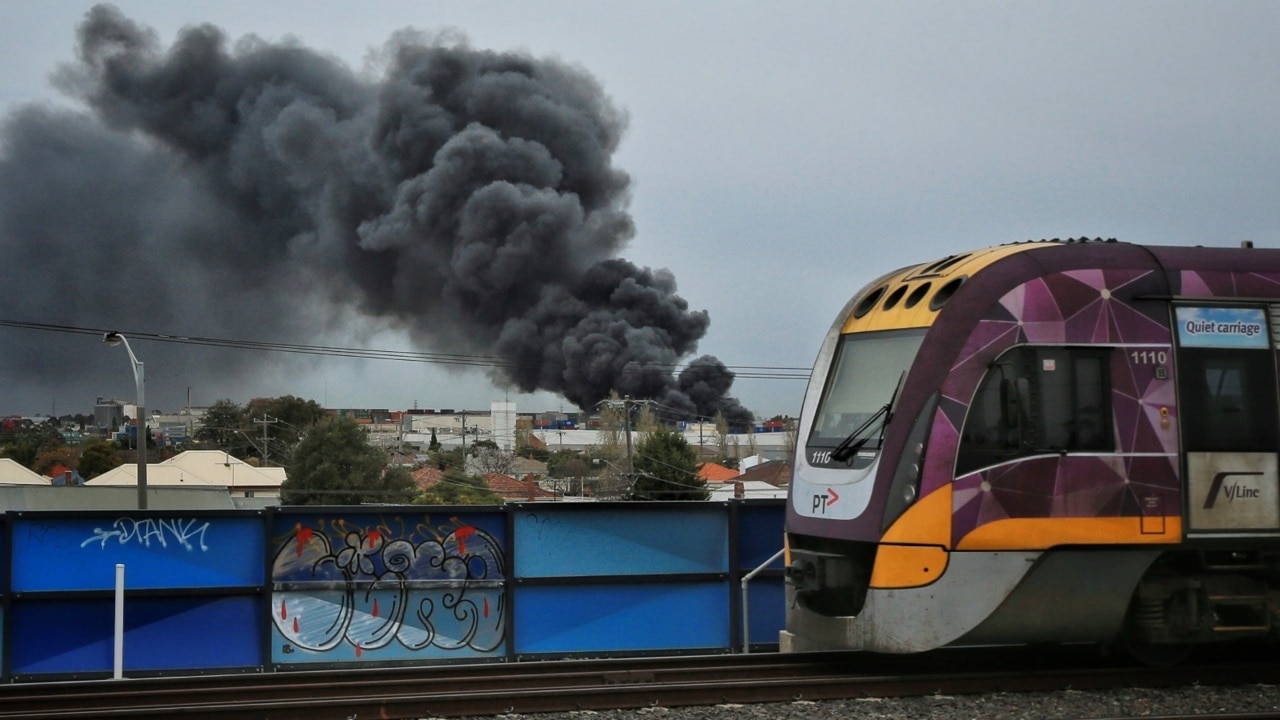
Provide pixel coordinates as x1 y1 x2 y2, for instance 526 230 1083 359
0 647 1277 719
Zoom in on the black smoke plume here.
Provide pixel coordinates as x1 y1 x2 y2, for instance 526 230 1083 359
0 5 751 424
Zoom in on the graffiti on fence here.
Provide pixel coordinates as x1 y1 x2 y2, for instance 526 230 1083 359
80 517 212 551
271 515 505 663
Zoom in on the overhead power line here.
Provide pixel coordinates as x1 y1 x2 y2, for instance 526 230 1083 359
0 318 811 381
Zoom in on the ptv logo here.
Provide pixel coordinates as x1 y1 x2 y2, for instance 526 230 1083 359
811 488 840 514
1203 471 1263 509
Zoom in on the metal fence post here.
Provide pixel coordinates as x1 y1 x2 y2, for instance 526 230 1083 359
740 548 785 654
113 564 125 679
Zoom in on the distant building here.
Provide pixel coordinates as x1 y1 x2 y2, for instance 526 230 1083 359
94 398 125 432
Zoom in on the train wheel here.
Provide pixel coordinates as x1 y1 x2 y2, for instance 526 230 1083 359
1117 621 1192 667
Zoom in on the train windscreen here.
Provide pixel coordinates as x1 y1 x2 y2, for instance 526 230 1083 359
808 329 926 452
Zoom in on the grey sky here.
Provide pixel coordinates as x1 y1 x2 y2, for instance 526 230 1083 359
1 1 1278 420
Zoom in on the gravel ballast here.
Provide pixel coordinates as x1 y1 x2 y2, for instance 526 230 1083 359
459 683 1279 719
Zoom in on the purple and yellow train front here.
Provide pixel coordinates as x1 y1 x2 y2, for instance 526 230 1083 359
783 239 1280 659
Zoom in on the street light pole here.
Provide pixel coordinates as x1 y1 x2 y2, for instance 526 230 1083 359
103 332 147 509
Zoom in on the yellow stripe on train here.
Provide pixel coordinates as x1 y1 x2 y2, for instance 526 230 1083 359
955 516 1183 550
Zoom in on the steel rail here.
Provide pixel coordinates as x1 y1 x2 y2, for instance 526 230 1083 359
0 650 1277 719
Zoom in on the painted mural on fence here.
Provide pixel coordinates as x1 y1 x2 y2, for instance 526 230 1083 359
270 513 506 663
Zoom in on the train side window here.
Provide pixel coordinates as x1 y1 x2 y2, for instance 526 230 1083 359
958 352 1030 475
1177 349 1279 452
957 346 1113 475
1036 348 1111 452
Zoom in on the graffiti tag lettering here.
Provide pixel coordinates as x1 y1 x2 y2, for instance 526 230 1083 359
81 517 212 551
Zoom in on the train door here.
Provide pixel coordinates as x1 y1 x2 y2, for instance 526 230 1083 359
1174 305 1280 534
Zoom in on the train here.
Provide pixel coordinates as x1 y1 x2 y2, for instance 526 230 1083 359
782 238 1280 663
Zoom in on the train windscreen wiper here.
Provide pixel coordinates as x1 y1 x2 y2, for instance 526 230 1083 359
829 372 906 463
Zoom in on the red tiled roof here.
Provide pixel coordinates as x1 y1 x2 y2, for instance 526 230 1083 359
46 463 73 479
483 473 559 501
411 466 443 490
697 462 739 482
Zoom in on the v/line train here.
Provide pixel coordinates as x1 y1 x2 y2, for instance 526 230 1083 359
782 238 1280 661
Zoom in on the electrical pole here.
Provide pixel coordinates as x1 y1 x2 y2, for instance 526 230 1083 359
253 415 279 465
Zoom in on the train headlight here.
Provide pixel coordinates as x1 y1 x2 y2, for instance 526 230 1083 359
901 483 917 505
882 391 938 532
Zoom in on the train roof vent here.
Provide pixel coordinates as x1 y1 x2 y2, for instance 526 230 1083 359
853 285 888 319
929 276 967 311
911 253 972 278
1021 237 1119 245
882 284 909 311
904 282 932 309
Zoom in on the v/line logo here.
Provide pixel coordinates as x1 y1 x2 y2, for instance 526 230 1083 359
1203 471 1264 509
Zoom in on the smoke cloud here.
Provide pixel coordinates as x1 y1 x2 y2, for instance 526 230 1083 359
0 5 751 425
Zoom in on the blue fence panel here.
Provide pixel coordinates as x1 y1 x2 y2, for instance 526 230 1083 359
10 514 264 591
735 501 785 649
10 596 260 676
736 502 785 570
1 500 787 680
269 508 508 665
745 579 786 647
514 504 729 577
0 516 6 676
513 581 730 654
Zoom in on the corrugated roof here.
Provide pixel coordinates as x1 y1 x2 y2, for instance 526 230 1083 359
84 450 285 491
0 459 50 486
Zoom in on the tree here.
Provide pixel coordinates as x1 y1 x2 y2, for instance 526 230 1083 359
713 411 731 464
472 445 516 475
634 402 659 437
594 393 629 497
244 395 326 460
245 396 325 435
32 446 78 476
0 418 66 468
514 416 533 454
414 468 503 505
781 416 798 466
195 399 247 453
629 426 705 501
78 440 122 479
280 416 416 505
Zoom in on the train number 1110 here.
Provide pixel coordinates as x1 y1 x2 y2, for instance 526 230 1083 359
1130 350 1168 364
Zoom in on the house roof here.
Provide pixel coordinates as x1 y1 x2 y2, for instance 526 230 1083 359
84 451 286 491
46 463 73 479
736 460 791 487
0 459 50 486
512 456 548 476
483 473 559 502
411 466 444 490
697 462 739 482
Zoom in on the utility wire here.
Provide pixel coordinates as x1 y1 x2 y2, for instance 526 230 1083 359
0 318 811 380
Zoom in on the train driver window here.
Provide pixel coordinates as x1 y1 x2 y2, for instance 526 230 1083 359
957 346 1112 476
